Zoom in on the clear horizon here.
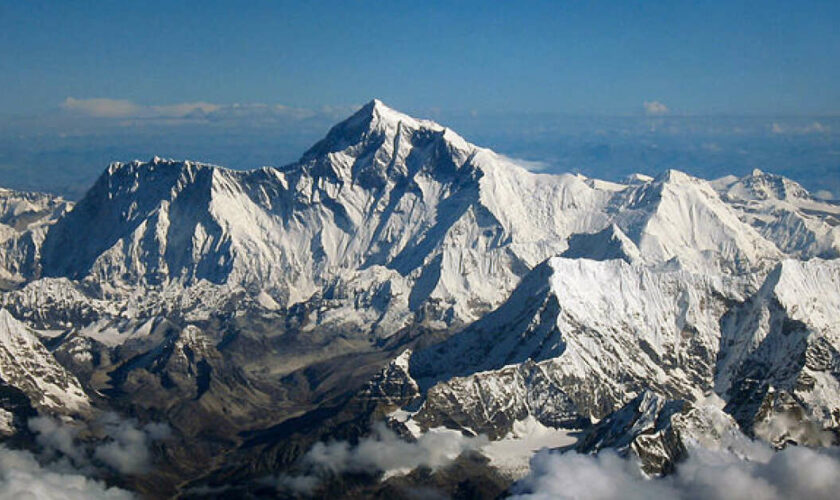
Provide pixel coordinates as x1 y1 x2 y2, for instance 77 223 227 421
0 1 838 198
3 1 840 116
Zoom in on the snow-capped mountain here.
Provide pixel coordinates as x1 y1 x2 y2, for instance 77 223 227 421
0 309 88 415
0 100 837 497
0 188 70 286
30 101 789 341
42 100 578 330
401 256 840 449
713 169 840 258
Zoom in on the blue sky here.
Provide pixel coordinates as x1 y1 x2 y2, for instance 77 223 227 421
0 1 838 199
2 0 839 116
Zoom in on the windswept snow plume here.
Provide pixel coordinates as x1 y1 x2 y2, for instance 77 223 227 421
275 423 487 494
510 446 840 500
0 447 134 499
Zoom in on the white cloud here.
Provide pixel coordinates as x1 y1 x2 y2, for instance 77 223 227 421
29 416 87 465
510 445 840 500
0 446 134 499
814 190 834 200
754 412 835 447
28 414 171 476
61 98 142 118
307 423 484 475
60 97 354 124
93 413 172 475
511 450 677 500
61 97 218 120
274 423 487 494
643 100 669 116
150 102 220 118
771 121 830 135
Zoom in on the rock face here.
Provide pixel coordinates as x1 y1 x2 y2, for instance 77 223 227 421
576 391 689 474
576 391 749 475
0 309 88 413
0 100 837 494
717 259 840 438
409 257 732 434
0 187 70 286
404 257 840 451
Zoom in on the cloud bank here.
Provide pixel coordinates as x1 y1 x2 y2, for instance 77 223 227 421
60 97 357 125
510 445 840 500
0 446 134 499
26 413 171 477
3 414 173 497
92 413 172 474
771 121 830 135
275 423 487 494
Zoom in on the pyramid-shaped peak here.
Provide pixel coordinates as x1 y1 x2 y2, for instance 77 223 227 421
711 168 809 202
654 169 697 185
348 98 445 133
300 99 469 161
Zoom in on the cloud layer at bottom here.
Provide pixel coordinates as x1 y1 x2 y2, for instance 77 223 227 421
0 446 133 500
510 445 840 500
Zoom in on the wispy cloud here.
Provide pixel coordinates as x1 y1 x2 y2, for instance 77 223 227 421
499 154 550 172
643 100 669 116
92 413 172 475
0 414 174 498
60 97 356 124
0 446 133 499
272 423 487 495
62 97 221 120
770 121 830 135
61 98 143 118
28 414 171 475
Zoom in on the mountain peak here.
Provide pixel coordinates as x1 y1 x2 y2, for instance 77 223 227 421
299 99 468 164
352 98 445 133
733 169 811 201
366 98 391 115
654 169 696 185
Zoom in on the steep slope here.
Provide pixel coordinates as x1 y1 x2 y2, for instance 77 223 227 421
560 224 642 263
576 391 749 475
607 170 782 273
409 257 736 435
406 256 840 440
0 188 71 286
38 101 612 331
717 258 840 438
0 309 89 414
